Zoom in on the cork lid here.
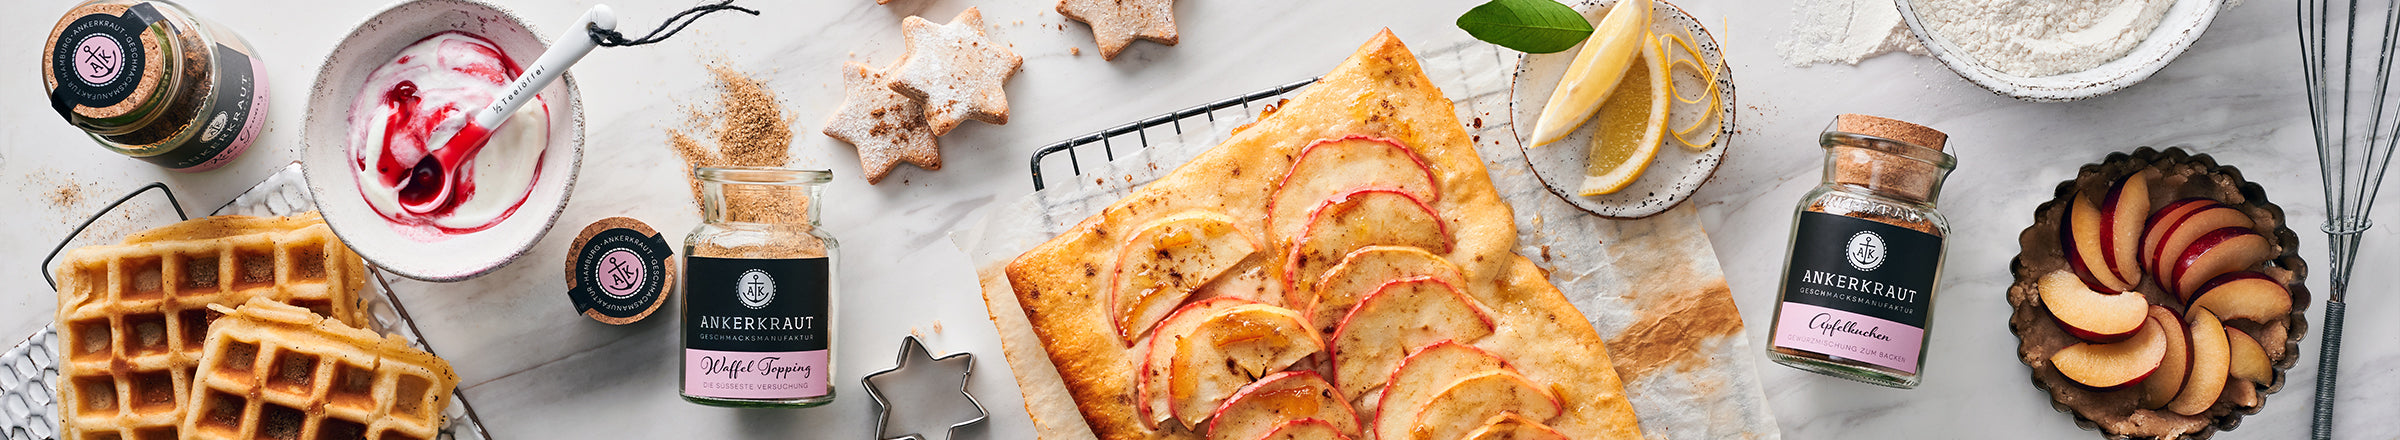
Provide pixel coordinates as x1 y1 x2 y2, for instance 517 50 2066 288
1835 114 1947 152
564 217 676 325
44 1 175 122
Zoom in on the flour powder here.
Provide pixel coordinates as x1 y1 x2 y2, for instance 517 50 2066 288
1911 0 2176 77
1778 0 1927 66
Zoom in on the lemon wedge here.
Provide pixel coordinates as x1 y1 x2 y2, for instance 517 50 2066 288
1576 31 1668 196
1527 0 1653 148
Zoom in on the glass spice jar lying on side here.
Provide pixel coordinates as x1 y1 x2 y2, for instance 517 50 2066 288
42 0 268 172
1767 114 1955 389
681 166 840 407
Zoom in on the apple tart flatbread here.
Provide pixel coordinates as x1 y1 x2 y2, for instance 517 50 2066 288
1004 31 1645 440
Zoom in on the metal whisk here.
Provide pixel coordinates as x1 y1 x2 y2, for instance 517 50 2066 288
2295 1 2399 439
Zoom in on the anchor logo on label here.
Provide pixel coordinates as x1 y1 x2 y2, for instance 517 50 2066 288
1845 231 1887 272
75 34 122 85
737 268 777 309
599 249 645 299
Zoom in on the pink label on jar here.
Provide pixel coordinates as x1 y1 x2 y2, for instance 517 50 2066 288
1772 302 1925 373
684 348 828 399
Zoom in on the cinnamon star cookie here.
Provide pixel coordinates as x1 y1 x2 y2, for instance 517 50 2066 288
891 7 1022 135
1059 0 1179 60
825 60 940 184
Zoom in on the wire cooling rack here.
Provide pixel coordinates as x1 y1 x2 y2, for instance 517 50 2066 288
4 164 491 440
1029 39 1516 190
1028 78 1316 190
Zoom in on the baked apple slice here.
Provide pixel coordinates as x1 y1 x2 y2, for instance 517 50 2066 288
1463 413 1571 440
2168 228 2272 301
1169 304 1324 426
2063 191 2133 292
1330 277 1494 400
2168 307 2230 416
2190 271 2291 323
1370 341 1507 439
2099 173 2151 287
2139 306 2190 409
1138 298 1256 428
2051 315 2168 389
1254 419 1353 440
1206 371 1361 440
2141 198 2220 274
1266 136 1439 251
2038 270 2149 342
1401 370 1563 440
1111 211 1262 344
1283 188 1450 293
2226 327 2273 385
1303 245 1465 334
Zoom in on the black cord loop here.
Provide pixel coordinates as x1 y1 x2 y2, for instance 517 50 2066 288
589 0 759 47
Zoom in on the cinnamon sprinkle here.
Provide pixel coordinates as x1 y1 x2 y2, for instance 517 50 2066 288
48 180 86 208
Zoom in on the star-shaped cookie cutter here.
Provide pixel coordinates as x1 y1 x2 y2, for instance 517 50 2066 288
862 335 988 440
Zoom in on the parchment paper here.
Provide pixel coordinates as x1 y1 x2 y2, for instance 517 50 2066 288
952 39 1778 440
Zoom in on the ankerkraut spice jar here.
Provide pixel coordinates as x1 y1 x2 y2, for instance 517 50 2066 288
1767 114 1955 389
681 166 840 407
42 0 267 172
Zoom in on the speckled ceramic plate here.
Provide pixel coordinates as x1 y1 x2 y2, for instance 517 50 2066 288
1897 0 2221 102
1510 0 1735 219
301 0 584 281
2006 147 2308 440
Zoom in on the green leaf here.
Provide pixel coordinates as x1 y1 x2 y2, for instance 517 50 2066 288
1457 0 1595 54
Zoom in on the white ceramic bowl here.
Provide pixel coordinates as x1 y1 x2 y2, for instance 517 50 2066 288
1510 0 1735 219
301 0 583 281
1897 0 2220 102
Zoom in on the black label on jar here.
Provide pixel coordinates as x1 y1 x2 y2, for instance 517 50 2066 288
142 43 265 171
48 3 165 120
569 227 673 323
683 256 830 399
1771 211 1942 373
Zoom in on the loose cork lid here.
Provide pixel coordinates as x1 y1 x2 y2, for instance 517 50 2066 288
565 217 677 325
1835 114 1947 152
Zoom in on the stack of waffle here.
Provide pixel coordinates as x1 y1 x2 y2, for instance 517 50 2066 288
51 214 377 440
184 298 456 440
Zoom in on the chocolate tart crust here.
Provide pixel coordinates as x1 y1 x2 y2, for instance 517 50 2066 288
2007 147 2310 440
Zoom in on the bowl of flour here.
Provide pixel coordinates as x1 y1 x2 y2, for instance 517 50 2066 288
1897 0 2221 101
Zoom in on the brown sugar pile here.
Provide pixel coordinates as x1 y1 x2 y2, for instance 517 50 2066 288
709 65 792 167
668 63 797 207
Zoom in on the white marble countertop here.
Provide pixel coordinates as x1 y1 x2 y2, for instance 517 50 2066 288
4 0 2394 438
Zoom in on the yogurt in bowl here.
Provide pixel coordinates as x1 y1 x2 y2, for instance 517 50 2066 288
303 0 582 281
348 31 550 238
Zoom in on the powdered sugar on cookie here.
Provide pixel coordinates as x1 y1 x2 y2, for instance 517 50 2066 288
824 60 940 184
1059 0 1179 60
891 7 1022 135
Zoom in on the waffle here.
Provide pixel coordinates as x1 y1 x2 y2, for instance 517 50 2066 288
183 299 455 440
121 214 332 245
53 213 370 440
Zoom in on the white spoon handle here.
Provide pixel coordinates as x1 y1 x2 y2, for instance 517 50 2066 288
476 5 616 129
